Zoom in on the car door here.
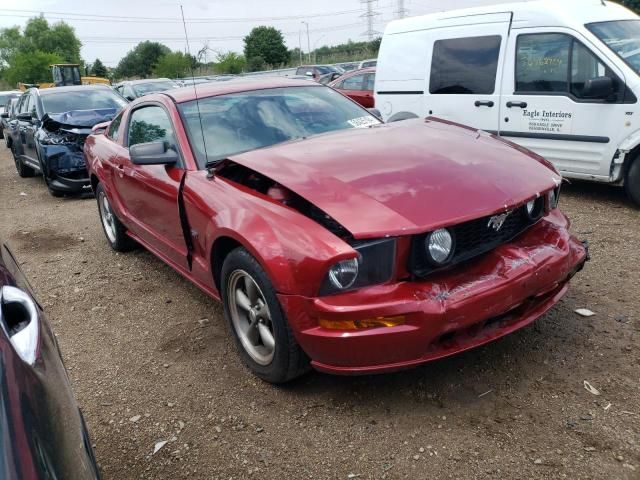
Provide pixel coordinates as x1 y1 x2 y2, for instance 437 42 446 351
363 73 376 108
337 73 369 106
114 104 189 270
15 93 38 167
425 18 511 131
499 28 630 179
23 92 39 164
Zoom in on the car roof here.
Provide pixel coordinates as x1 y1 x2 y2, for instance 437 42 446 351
385 0 635 35
0 90 22 94
119 78 175 86
164 77 322 103
36 85 113 96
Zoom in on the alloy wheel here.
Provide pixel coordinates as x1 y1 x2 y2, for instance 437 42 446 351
227 269 276 366
98 190 117 244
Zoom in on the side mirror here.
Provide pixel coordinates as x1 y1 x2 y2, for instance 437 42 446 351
16 112 32 122
0 112 8 119
582 76 614 99
368 107 383 120
130 141 178 165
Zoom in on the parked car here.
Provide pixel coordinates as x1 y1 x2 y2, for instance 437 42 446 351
113 78 179 100
317 71 343 85
329 68 375 107
84 78 588 383
337 62 359 72
0 242 100 479
1 97 19 147
358 59 377 69
376 0 640 204
0 90 22 139
9 85 127 196
295 65 343 80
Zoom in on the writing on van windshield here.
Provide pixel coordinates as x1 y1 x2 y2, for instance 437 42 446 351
522 109 572 134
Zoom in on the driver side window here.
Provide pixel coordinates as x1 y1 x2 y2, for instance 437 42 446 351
128 105 177 148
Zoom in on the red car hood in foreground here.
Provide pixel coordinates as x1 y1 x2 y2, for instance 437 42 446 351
229 118 561 239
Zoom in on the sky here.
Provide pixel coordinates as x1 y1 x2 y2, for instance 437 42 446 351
0 0 529 67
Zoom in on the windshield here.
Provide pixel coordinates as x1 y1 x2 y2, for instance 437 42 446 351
41 89 127 114
178 86 381 167
133 81 178 96
587 20 640 75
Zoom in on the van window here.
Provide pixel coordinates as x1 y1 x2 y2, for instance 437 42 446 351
516 33 616 100
516 34 571 92
429 35 502 94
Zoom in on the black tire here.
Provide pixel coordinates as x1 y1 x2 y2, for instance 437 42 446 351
12 145 36 178
626 157 640 207
42 175 65 197
95 182 136 252
221 247 310 383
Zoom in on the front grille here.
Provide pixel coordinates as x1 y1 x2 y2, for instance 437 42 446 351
409 204 541 278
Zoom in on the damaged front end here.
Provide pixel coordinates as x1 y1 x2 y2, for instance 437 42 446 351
38 109 118 194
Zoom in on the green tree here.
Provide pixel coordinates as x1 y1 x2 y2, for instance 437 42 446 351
115 41 171 79
21 16 81 63
215 51 245 74
91 58 107 77
153 51 195 78
4 51 62 85
246 55 266 72
243 26 288 70
618 0 640 13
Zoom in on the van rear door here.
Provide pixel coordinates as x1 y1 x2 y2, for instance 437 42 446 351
425 14 511 131
499 27 630 180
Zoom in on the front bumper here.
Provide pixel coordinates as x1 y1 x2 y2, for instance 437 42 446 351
279 211 588 375
48 172 91 194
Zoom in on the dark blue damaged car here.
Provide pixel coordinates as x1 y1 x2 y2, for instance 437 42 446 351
0 242 100 479
9 85 127 197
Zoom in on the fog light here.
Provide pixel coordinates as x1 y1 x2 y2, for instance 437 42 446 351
425 228 454 265
319 315 405 330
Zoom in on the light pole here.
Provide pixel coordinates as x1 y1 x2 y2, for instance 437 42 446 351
301 21 311 64
298 30 303 66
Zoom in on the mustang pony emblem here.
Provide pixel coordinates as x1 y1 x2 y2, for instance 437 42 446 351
487 212 510 231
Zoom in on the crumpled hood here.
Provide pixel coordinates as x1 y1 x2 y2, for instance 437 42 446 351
229 118 561 239
42 108 119 133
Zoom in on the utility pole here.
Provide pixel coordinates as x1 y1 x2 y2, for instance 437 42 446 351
301 21 311 64
298 30 303 66
360 0 381 41
396 0 408 19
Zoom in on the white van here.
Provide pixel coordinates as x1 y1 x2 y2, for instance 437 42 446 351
376 0 640 204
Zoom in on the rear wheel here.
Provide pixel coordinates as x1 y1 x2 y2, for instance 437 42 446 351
626 158 640 207
221 247 310 383
95 183 136 252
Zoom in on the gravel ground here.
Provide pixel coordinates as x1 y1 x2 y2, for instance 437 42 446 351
0 146 639 480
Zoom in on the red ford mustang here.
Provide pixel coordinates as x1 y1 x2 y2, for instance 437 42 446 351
84 78 588 383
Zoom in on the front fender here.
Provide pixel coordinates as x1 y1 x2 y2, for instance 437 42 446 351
184 172 354 297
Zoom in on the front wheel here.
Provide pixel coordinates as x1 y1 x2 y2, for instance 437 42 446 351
221 248 310 383
12 146 35 178
626 158 640 207
95 183 136 252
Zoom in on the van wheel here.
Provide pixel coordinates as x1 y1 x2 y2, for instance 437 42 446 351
388 111 419 122
625 158 640 206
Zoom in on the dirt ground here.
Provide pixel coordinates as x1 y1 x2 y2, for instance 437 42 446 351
0 146 639 480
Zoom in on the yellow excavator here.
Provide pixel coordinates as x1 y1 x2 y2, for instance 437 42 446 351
18 63 110 91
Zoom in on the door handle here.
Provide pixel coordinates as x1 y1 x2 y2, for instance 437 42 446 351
506 101 528 108
0 286 39 365
474 100 495 107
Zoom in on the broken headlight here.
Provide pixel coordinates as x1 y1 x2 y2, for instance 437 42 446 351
320 238 396 295
548 185 561 209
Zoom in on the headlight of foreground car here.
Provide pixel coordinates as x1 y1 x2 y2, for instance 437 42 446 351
320 238 396 295
548 185 561 209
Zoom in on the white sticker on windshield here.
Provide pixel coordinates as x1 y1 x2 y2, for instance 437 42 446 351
348 116 380 128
